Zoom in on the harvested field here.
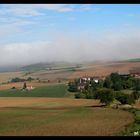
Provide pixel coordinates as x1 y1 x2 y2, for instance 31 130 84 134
69 62 140 79
24 68 75 81
0 71 22 83
0 97 134 136
1 62 140 85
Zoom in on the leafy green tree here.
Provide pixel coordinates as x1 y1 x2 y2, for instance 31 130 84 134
133 79 140 92
110 73 121 83
84 88 95 99
96 89 114 106
11 77 26 83
68 81 77 92
74 93 86 99
122 79 133 89
90 80 99 91
23 82 27 89
110 73 123 91
84 81 91 90
132 91 140 100
97 79 104 88
112 81 122 91
103 76 112 88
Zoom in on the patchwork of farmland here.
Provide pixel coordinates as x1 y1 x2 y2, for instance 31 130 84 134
0 61 140 136
1 61 140 84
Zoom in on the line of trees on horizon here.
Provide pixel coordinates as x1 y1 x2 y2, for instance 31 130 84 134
10 77 34 83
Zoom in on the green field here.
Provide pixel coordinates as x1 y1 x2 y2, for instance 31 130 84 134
0 84 68 97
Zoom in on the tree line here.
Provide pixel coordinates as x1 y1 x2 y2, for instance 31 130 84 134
10 77 34 83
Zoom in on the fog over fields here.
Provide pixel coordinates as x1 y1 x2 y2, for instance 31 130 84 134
0 4 140 67
1 29 140 67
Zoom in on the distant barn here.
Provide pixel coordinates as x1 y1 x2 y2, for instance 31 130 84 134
129 68 140 78
117 71 130 78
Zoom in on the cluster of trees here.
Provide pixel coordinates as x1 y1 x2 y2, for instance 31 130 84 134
11 77 34 83
68 73 140 106
103 73 134 90
75 88 138 105
68 80 79 92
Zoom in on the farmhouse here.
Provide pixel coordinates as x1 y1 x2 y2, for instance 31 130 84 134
129 68 140 78
117 69 140 78
77 76 100 91
26 86 35 90
79 77 90 84
117 71 130 78
77 83 85 92
77 77 90 91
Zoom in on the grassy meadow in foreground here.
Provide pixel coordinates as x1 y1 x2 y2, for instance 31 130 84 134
0 97 134 136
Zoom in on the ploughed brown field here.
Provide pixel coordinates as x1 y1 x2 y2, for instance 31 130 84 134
0 97 134 136
0 71 22 83
69 62 140 79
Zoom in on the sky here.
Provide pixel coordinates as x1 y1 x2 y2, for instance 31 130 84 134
0 4 140 67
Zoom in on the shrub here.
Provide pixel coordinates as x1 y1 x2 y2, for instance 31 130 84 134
85 92 94 99
94 90 100 99
112 81 122 91
27 77 34 81
68 82 77 92
75 93 81 99
116 94 135 105
74 93 86 99
85 91 94 99
80 93 86 99
83 88 95 99
11 77 26 83
132 91 140 100
134 110 140 124
114 91 124 98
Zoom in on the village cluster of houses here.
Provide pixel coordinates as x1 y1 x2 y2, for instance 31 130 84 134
77 76 100 91
77 68 140 91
